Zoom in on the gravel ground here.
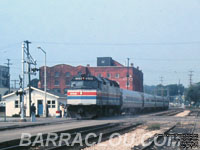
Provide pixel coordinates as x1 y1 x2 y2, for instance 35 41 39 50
83 122 173 150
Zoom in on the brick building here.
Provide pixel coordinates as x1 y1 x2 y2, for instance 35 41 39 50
39 57 143 94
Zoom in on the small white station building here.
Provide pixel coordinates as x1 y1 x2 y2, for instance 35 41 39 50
3 87 67 117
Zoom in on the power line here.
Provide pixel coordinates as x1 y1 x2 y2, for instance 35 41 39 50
32 41 200 46
0 42 21 52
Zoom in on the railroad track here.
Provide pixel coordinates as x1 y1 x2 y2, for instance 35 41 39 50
153 110 183 117
134 110 200 150
0 122 142 150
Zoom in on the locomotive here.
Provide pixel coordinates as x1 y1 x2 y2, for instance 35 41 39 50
67 74 169 118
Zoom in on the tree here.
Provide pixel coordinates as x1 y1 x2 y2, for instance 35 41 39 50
185 83 200 106
144 84 184 97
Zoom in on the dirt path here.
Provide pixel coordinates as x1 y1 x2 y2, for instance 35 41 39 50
175 110 190 117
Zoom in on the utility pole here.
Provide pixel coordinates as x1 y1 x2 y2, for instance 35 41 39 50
160 76 163 85
21 43 25 120
16 75 26 121
189 71 194 87
22 40 37 118
160 76 164 97
126 58 130 90
24 40 32 117
178 79 182 104
4 59 12 93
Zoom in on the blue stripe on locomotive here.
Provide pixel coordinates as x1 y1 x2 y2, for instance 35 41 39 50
68 96 120 101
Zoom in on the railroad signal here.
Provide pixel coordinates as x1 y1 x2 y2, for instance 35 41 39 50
15 90 26 96
31 68 39 72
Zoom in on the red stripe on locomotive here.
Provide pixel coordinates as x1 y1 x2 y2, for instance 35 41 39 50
67 91 97 96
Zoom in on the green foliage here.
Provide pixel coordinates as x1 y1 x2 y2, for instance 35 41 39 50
185 83 200 106
147 123 161 130
144 84 184 96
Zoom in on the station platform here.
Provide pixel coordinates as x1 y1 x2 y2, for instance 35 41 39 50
0 118 124 143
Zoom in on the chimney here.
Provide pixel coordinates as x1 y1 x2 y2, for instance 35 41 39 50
131 63 134 67
137 66 139 70
87 64 90 67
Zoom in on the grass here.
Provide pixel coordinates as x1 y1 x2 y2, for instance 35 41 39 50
147 123 161 131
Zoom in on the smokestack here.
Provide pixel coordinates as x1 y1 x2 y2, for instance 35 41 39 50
87 64 90 67
131 63 134 67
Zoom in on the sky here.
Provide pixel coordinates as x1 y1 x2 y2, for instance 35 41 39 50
0 0 200 88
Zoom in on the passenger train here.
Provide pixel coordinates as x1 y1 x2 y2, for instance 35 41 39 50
67 74 169 118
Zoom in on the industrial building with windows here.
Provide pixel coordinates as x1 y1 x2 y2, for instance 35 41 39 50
0 65 9 100
39 57 143 94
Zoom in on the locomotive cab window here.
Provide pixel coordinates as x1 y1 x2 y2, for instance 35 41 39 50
71 80 98 89
71 76 99 89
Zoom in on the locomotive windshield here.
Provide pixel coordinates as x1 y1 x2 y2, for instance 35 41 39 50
71 80 98 89
70 76 99 89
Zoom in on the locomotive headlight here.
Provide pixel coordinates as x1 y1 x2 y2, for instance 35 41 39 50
80 91 83 95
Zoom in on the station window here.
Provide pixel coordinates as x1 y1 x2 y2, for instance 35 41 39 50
115 73 120 78
66 72 71 77
15 100 19 108
52 100 56 108
47 100 56 108
47 100 51 108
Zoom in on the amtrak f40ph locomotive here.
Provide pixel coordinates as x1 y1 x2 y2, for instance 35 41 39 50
67 74 169 118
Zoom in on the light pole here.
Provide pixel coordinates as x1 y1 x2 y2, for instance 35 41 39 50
37 46 47 117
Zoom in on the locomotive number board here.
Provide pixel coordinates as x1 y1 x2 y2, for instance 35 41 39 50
74 77 95 81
